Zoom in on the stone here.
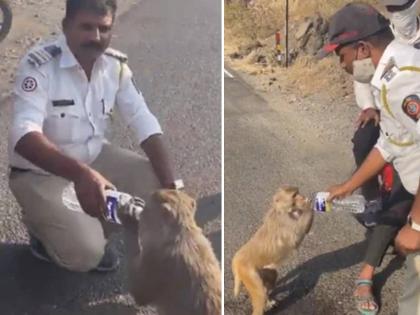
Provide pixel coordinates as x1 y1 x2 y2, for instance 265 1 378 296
306 33 324 56
295 18 313 40
243 49 258 64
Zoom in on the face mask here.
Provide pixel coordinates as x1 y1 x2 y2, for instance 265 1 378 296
391 0 418 40
353 58 376 83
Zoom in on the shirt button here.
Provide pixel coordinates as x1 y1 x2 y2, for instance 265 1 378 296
88 113 92 117
61 113 65 118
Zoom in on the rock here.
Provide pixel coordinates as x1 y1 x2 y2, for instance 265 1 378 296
306 33 324 56
319 20 329 35
238 40 263 56
295 18 313 40
256 55 266 64
312 13 324 32
299 31 311 50
243 49 259 64
229 52 242 59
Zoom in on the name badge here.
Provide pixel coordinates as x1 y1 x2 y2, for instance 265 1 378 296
52 99 75 107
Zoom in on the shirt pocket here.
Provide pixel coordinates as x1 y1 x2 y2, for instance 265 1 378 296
97 98 115 138
43 104 84 145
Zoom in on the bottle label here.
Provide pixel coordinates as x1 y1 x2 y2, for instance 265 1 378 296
314 192 332 212
105 190 128 224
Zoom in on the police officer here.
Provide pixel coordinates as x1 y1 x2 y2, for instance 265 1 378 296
321 3 420 315
8 0 183 272
351 0 420 208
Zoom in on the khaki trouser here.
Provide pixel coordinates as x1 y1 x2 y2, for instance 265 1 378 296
9 143 159 272
399 252 420 315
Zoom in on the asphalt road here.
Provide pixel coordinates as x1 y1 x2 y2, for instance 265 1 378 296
0 1 221 314
224 69 405 315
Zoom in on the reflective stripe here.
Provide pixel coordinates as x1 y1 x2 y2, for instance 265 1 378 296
387 137 414 147
399 66 420 72
381 84 395 118
381 84 415 147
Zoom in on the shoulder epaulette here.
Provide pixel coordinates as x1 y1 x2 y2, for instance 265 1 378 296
380 57 399 83
105 47 128 63
27 44 62 68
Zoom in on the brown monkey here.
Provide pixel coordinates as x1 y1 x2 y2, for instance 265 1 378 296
232 186 313 315
120 189 221 315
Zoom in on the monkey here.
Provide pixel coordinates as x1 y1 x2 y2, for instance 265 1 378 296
232 186 313 315
120 189 221 315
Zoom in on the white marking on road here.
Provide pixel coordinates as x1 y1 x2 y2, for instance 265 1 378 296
224 68 234 78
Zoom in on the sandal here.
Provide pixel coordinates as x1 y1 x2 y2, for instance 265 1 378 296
354 279 379 315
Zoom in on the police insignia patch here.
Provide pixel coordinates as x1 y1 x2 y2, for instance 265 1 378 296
22 77 38 92
402 95 420 122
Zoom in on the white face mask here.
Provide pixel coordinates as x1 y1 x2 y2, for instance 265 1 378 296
391 0 418 40
353 58 376 84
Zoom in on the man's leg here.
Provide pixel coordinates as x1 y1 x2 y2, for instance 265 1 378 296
364 225 401 267
399 252 420 315
352 120 380 200
9 170 107 272
91 143 161 199
90 144 161 279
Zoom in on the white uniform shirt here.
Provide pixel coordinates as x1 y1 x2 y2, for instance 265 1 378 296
9 35 162 171
370 40 420 194
354 2 420 110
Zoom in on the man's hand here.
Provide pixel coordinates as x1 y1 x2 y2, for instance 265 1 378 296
327 182 354 201
141 134 176 189
355 108 379 128
395 225 420 255
73 166 115 218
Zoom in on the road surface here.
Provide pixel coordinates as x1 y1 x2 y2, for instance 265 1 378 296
224 68 405 315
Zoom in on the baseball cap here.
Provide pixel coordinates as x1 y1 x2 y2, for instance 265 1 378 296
317 3 390 58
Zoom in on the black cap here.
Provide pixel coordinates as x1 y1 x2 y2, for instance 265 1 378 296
318 3 390 58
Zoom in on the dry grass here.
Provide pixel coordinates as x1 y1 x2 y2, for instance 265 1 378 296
284 55 351 98
225 0 380 97
225 0 381 49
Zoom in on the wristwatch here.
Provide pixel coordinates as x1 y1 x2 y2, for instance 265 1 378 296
169 179 184 190
407 215 420 232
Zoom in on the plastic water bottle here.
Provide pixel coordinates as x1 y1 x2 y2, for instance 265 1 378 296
62 183 145 224
314 192 366 214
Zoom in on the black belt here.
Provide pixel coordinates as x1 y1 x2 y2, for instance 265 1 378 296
10 166 31 173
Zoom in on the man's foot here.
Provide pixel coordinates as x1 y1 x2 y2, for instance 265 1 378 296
354 279 379 315
29 235 119 272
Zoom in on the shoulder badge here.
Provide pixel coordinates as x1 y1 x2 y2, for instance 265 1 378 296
105 47 128 63
27 44 62 68
402 95 420 122
380 57 399 83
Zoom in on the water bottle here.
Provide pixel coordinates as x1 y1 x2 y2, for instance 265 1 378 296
313 192 366 214
62 183 145 224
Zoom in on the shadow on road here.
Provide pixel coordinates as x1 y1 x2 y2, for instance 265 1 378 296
0 193 221 315
267 236 405 314
268 239 369 313
196 193 222 261
374 254 405 309
0 242 128 315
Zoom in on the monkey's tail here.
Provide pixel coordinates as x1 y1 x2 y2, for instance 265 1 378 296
232 256 242 297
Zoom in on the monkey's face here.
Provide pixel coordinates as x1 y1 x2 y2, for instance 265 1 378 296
272 186 312 221
152 189 198 226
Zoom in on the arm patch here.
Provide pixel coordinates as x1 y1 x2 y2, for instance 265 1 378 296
402 95 420 121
